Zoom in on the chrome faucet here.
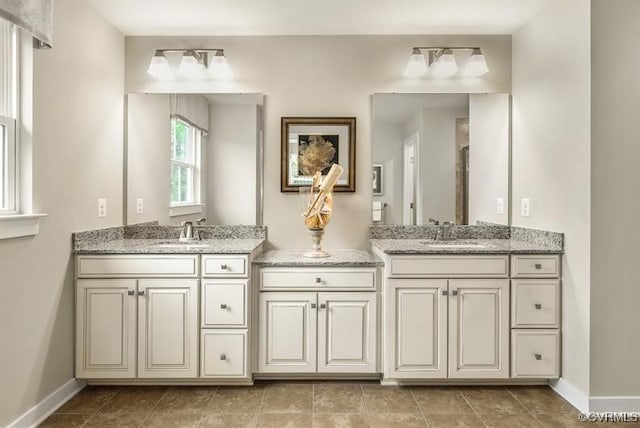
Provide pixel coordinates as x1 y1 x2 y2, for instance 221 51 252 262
179 221 199 242
440 221 455 240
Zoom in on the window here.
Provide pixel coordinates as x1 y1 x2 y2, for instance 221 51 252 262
170 117 202 207
0 19 17 214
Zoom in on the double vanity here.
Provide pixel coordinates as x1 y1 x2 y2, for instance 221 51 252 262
72 223 562 386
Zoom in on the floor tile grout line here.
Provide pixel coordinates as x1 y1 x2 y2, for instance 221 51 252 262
359 383 373 427
408 387 430 427
505 387 546 426
458 388 490 428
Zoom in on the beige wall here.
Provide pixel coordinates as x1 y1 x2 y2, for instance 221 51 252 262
125 35 511 249
590 0 640 398
512 0 591 398
0 1 124 425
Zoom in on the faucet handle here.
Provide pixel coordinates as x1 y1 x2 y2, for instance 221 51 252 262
428 218 440 226
196 218 206 225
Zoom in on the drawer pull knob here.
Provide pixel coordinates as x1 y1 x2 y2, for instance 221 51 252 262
220 354 226 361
310 303 317 309
534 263 542 269
451 290 458 296
534 303 542 310
138 290 145 296
534 353 542 360
442 290 449 296
320 303 326 309
127 290 135 296
220 304 228 309
220 264 228 270
315 277 322 283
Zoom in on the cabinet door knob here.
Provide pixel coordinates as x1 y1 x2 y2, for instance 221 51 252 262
315 277 322 283
534 303 542 310
320 303 326 309
534 263 542 269
534 353 542 360
442 290 449 296
451 290 458 296
220 264 228 270
310 303 317 309
138 290 145 296
127 290 135 296
220 354 226 361
220 304 228 309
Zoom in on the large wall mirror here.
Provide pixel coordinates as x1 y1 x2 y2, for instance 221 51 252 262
125 93 264 225
372 93 510 226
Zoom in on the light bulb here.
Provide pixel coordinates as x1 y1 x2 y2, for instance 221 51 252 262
430 49 458 77
404 48 428 77
461 48 489 77
147 50 172 79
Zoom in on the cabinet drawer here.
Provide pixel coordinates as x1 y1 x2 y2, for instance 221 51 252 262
77 255 198 278
202 280 247 328
202 256 248 278
511 255 560 278
512 280 560 328
389 255 508 278
261 268 375 290
201 330 247 378
511 330 560 378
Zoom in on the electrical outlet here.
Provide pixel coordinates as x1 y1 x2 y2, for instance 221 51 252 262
521 198 531 217
496 198 504 215
136 198 144 214
98 198 107 218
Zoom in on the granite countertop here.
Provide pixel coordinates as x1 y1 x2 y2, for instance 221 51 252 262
74 238 265 255
253 249 384 267
371 239 563 255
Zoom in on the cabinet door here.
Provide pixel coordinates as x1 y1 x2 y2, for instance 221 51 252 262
317 292 376 373
76 279 137 378
201 329 248 379
449 279 509 378
138 279 198 378
386 279 448 379
258 292 317 373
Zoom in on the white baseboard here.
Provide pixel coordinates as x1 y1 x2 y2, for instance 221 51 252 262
589 396 640 413
550 378 589 413
7 378 86 428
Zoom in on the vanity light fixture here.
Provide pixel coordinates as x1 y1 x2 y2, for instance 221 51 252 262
146 48 230 79
404 47 489 78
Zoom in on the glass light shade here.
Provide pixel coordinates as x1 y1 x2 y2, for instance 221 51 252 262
430 50 458 77
147 51 172 79
461 50 489 77
209 51 232 79
404 49 428 77
178 51 206 78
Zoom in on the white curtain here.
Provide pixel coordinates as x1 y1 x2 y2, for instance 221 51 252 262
0 0 53 48
170 94 210 133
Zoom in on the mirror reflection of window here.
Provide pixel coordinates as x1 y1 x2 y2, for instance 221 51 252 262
170 117 202 206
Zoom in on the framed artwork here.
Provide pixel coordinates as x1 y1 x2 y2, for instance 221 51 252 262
281 117 356 192
372 164 383 195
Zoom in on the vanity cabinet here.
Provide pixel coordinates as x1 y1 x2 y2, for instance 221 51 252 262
200 255 251 380
383 255 510 380
76 256 200 379
257 267 378 374
510 255 561 378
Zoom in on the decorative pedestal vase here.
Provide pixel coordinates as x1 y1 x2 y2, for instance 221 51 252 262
303 228 330 258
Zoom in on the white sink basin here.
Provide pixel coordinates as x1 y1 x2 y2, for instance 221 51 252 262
420 241 488 249
158 243 210 248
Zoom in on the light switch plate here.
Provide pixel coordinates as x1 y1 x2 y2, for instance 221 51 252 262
496 198 505 215
521 198 531 217
98 198 107 217
136 198 144 214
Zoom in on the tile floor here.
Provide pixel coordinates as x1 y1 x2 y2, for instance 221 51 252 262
39 382 632 427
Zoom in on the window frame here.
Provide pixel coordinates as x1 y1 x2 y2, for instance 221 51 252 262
0 20 17 215
170 116 202 210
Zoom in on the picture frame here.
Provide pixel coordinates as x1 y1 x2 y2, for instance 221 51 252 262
281 117 356 192
372 164 383 195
